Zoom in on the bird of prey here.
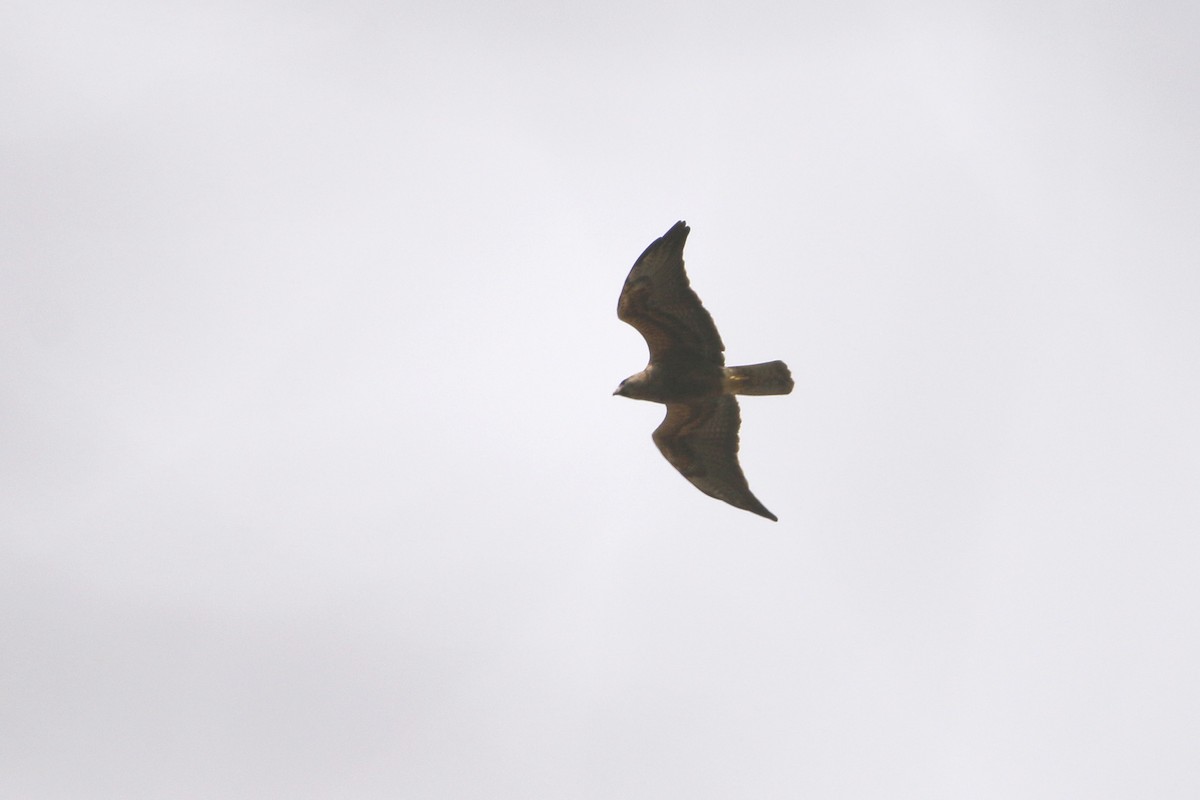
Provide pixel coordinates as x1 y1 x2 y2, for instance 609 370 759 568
614 221 793 521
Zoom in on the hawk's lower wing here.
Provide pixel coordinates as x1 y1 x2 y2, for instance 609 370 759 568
652 397 778 521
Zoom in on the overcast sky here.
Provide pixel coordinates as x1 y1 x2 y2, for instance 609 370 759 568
3 1 1199 797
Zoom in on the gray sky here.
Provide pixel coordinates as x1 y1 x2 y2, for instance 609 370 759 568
3 1 1199 797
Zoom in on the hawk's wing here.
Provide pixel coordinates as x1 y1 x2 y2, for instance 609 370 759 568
652 396 777 521
617 221 725 366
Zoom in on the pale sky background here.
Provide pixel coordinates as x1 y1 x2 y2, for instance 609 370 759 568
3 1 1199 797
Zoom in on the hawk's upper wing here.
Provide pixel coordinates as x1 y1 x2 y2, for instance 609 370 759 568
652 396 777 521
617 221 725 366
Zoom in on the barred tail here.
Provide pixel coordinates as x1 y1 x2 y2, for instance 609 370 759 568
723 360 794 396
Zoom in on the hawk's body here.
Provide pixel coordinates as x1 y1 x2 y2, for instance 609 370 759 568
614 221 793 521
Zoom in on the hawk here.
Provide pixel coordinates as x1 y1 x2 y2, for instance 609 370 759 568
614 221 794 521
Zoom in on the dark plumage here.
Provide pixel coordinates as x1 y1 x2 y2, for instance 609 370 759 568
614 221 793 521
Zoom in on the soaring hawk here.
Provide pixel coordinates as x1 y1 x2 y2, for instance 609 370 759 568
614 221 793 521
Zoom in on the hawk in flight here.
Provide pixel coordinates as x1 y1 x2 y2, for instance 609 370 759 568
614 221 793 521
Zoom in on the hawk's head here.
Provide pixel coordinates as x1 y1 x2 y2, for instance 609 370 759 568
613 369 654 400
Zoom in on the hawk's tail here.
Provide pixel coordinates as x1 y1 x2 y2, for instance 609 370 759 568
723 360 794 396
